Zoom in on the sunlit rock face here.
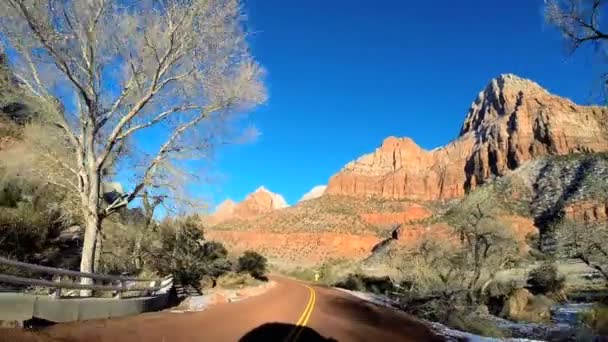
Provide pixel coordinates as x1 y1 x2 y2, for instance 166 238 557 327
327 74 608 200
208 187 289 224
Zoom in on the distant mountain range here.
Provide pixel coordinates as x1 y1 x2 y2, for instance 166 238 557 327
206 74 608 265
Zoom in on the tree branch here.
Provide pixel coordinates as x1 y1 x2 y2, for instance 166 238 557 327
121 106 221 207
9 1 94 111
115 105 202 140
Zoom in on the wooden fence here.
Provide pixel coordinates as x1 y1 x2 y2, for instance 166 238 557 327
0 256 172 299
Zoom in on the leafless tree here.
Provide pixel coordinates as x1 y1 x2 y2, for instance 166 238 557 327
405 206 520 303
0 0 266 289
545 0 608 98
559 220 608 281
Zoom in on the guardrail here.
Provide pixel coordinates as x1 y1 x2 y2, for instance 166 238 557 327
0 256 172 299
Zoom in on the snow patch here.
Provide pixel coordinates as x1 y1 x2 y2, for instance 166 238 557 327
299 185 327 202
335 288 543 342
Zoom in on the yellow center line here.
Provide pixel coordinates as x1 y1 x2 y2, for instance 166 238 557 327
292 287 316 342
284 285 316 342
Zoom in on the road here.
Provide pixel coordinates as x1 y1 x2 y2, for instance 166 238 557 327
2 276 444 342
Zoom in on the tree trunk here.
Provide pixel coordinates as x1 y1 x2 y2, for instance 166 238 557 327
79 210 100 296
134 232 144 270
94 230 103 273
79 158 101 296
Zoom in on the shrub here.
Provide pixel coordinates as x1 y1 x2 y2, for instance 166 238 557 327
206 258 232 278
0 201 78 272
582 304 608 335
147 219 205 286
447 312 506 338
202 241 228 260
237 251 267 279
147 218 231 288
216 272 261 289
334 273 395 295
334 274 365 292
527 263 565 294
284 267 316 282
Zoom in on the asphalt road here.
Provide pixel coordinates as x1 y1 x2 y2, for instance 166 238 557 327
1 276 444 342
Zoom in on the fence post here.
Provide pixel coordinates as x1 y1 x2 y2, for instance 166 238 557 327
149 280 159 296
154 276 173 295
114 280 125 299
51 275 62 299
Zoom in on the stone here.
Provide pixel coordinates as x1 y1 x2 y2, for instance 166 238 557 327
326 74 608 201
501 288 553 323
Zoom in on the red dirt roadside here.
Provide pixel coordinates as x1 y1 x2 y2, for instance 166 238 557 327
1 277 444 342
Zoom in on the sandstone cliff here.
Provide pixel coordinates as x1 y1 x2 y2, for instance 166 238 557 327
326 74 608 201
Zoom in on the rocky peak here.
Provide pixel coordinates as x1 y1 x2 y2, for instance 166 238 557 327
327 74 608 201
245 186 289 210
215 199 236 214
207 187 288 225
460 74 548 136
379 136 422 151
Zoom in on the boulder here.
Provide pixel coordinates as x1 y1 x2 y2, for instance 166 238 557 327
501 288 553 323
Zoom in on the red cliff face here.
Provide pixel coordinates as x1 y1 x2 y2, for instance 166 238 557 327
327 74 608 201
564 200 608 222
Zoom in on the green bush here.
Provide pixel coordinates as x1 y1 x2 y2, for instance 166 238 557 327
202 241 228 260
237 250 267 279
527 263 565 294
146 218 231 288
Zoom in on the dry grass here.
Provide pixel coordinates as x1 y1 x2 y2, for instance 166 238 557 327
212 195 422 236
216 272 262 289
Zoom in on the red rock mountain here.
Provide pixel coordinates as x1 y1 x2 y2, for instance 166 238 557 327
326 74 608 201
208 187 288 224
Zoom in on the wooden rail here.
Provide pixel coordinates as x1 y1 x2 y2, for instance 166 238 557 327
0 256 172 299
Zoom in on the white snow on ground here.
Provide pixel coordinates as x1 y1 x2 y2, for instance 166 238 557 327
335 288 543 342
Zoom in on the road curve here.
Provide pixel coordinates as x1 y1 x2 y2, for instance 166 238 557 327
1 276 444 342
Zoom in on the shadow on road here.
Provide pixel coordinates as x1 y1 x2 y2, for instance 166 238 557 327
239 323 337 342
325 296 444 342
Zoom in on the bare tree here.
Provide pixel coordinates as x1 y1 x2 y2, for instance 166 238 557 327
545 0 608 97
405 206 521 302
0 0 266 288
559 220 608 281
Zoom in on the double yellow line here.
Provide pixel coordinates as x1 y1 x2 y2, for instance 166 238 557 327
284 285 316 342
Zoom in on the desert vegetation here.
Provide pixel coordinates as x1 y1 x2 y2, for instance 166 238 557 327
0 0 269 295
0 0 265 291
277 163 608 339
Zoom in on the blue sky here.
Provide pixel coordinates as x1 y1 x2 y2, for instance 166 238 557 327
205 0 603 207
